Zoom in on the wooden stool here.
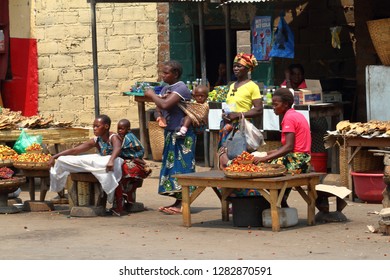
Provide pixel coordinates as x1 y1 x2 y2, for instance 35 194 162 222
69 172 107 217
19 169 54 212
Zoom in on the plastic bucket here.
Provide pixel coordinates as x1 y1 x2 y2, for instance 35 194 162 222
230 196 270 227
351 170 386 203
262 207 298 228
311 152 328 172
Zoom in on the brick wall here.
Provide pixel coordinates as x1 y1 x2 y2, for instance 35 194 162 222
34 0 159 128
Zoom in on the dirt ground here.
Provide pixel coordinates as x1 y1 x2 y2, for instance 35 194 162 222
0 160 389 261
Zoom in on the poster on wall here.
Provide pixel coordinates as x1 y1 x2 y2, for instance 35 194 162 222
251 16 272 61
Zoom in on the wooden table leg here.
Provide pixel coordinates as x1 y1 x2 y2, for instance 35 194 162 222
28 177 35 201
39 177 48 201
269 189 280 232
137 101 149 159
220 188 232 222
182 185 191 227
307 178 319 226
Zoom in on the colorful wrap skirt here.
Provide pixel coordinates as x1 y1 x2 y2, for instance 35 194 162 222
158 129 197 199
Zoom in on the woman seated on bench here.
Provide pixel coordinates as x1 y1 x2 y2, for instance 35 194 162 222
49 114 123 211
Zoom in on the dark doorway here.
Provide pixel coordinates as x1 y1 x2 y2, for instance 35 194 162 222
194 27 238 88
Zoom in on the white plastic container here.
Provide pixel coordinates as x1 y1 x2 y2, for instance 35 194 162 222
262 207 298 228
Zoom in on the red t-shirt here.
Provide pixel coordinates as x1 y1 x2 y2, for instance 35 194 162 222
280 80 307 89
281 108 311 153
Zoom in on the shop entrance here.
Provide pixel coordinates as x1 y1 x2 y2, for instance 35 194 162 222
194 27 238 88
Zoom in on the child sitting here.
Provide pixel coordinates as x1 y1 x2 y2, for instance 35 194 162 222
112 119 151 215
176 85 209 137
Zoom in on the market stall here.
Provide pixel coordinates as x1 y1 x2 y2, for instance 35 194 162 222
325 120 390 201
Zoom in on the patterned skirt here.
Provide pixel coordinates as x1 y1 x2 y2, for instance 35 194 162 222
158 129 197 199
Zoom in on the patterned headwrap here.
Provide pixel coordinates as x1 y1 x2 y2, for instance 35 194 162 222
233 53 258 71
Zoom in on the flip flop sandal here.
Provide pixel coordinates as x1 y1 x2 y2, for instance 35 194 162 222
161 207 182 215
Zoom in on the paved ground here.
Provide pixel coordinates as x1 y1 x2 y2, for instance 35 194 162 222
0 160 389 260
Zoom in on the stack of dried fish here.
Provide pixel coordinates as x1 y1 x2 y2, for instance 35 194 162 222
0 109 26 130
335 120 390 137
0 108 73 130
17 114 54 129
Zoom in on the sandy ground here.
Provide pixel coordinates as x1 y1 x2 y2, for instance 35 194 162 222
0 160 389 261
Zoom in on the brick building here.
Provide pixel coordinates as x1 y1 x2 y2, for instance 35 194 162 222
0 0 389 128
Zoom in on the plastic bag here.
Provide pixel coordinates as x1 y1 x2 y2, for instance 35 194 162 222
269 13 294 59
241 116 265 152
226 128 247 160
13 130 43 154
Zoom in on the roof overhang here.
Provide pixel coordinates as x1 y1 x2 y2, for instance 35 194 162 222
87 0 206 3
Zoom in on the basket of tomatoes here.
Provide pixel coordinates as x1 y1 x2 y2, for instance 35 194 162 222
13 153 51 170
224 151 287 179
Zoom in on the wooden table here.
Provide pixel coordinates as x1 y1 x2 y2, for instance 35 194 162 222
173 170 322 232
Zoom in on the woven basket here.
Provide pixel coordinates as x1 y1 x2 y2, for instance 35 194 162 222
148 121 164 161
224 163 286 178
13 161 50 170
178 101 209 126
352 149 384 172
77 181 90 206
367 18 390 66
0 176 26 192
26 150 43 154
339 145 384 187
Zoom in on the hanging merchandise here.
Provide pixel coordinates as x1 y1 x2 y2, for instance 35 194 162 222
330 26 342 49
251 16 272 61
0 30 5 53
269 12 294 59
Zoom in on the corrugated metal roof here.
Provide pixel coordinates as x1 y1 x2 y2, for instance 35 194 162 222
89 0 206 3
219 0 272 4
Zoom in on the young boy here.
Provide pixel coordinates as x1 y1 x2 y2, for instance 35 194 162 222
176 85 209 137
117 119 145 160
113 119 151 215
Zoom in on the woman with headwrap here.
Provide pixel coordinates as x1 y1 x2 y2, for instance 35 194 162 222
217 53 263 170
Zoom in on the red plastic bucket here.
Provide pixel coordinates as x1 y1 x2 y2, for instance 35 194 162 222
351 170 386 203
311 152 327 172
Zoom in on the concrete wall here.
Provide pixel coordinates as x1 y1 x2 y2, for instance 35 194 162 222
9 0 32 39
33 0 158 128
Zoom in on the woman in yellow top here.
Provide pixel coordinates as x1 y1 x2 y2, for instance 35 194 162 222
218 53 263 169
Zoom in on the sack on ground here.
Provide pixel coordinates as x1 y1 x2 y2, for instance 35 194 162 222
226 129 247 159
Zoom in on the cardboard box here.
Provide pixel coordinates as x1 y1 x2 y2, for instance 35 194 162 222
323 91 342 102
294 79 323 105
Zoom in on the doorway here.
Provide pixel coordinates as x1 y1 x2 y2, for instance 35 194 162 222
194 27 238 88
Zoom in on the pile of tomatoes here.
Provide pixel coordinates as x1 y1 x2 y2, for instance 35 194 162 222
15 153 51 163
224 151 269 173
0 145 18 161
25 143 43 152
224 163 268 173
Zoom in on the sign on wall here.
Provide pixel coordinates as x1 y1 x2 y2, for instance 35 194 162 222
251 16 272 61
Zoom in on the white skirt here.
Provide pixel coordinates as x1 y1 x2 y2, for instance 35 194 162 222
50 154 124 199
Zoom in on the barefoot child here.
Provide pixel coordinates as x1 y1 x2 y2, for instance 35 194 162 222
176 85 209 137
